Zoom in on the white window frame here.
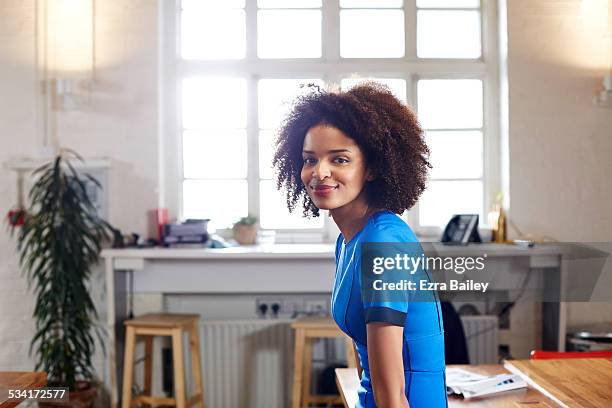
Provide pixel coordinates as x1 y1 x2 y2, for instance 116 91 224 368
159 0 501 242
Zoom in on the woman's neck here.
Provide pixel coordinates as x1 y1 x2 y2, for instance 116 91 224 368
330 196 379 244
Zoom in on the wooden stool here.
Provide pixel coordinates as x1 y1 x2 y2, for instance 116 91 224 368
121 313 205 408
291 316 358 408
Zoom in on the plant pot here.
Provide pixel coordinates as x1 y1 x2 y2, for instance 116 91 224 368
39 381 97 408
233 224 257 245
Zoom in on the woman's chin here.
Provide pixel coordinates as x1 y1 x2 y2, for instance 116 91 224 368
311 199 336 211
314 203 333 210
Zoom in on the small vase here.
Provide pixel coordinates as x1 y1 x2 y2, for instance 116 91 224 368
233 224 257 245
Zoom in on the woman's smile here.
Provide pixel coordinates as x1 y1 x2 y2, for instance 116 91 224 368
312 184 339 197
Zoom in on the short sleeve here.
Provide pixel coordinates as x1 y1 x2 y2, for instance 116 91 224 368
358 218 421 327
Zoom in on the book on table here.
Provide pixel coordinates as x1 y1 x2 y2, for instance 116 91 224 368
446 368 527 399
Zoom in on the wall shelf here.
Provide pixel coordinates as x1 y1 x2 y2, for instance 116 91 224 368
4 157 112 172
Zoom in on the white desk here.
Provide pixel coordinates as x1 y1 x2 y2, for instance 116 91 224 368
101 243 574 408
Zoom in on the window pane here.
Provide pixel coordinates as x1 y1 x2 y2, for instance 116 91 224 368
340 0 403 7
341 78 407 104
260 180 324 229
340 10 405 58
182 77 247 129
183 180 248 229
258 0 322 8
416 0 479 8
258 10 321 58
181 9 245 60
425 131 482 179
417 10 481 58
419 180 483 227
182 0 245 9
417 79 483 129
183 130 247 179
258 78 323 130
259 131 275 179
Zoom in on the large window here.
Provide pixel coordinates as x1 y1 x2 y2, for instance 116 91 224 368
163 0 500 236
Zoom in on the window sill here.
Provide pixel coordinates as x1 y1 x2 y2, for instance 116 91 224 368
101 243 336 260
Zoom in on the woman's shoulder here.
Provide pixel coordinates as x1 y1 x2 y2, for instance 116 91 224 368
361 210 418 243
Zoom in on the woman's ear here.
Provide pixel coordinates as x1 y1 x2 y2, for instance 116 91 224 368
366 169 376 181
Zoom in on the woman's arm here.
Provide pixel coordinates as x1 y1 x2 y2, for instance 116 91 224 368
367 322 410 408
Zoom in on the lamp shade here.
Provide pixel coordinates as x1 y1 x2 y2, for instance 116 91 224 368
46 0 93 77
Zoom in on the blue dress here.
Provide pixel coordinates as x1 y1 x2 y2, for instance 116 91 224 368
331 210 448 408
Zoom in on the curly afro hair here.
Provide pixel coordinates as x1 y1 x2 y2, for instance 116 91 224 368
272 81 431 218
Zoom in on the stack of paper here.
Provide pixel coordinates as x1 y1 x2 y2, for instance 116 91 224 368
446 368 528 399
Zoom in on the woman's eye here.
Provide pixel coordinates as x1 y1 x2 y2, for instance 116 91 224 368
334 157 349 164
303 157 316 165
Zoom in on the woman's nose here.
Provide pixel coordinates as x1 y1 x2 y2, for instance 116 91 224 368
313 161 331 180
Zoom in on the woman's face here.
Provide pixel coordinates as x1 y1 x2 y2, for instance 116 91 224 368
301 124 373 211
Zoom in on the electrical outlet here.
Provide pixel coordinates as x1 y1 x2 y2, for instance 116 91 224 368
256 298 284 317
255 299 267 317
281 300 299 315
305 299 329 314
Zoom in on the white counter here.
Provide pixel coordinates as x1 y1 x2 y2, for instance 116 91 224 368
101 242 569 261
102 243 336 260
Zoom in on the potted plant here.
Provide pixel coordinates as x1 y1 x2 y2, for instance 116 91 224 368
232 215 258 245
8 149 113 408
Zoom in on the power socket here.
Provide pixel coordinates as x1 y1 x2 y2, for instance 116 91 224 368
304 299 329 314
256 298 284 317
281 299 299 316
255 297 329 317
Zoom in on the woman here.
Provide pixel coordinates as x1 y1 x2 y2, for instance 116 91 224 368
273 82 447 408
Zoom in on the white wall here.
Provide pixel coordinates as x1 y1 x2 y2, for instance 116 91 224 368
506 0 612 327
0 0 39 370
0 0 159 372
1 0 611 373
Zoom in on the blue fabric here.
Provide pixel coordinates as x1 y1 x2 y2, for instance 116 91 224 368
331 210 448 408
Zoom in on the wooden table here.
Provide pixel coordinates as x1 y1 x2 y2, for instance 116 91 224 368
0 372 47 408
335 365 558 408
335 368 360 408
446 365 558 407
504 358 612 408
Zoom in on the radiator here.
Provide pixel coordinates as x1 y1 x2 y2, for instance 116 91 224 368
192 319 295 408
189 319 345 408
460 315 499 364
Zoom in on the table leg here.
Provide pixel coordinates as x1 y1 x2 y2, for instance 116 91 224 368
292 329 305 408
303 337 313 406
106 264 129 408
172 329 187 408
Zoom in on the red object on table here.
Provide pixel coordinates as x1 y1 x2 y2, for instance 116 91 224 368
6 209 25 227
147 208 168 242
530 349 612 359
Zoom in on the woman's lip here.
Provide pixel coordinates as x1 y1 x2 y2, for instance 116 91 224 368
312 185 337 196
